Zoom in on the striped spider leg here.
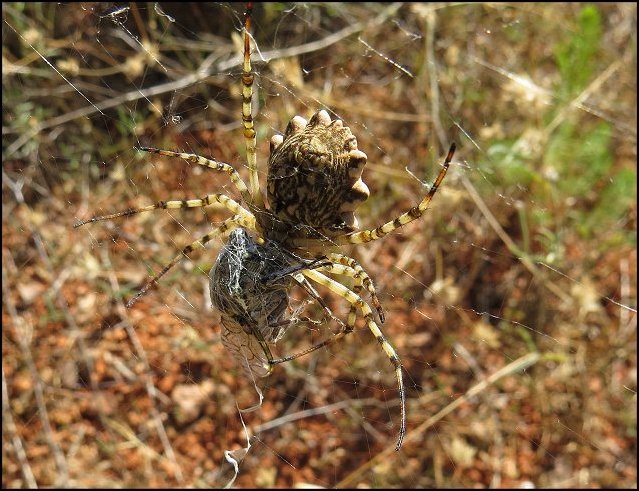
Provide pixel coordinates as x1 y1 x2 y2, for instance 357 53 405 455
73 5 266 308
267 135 452 443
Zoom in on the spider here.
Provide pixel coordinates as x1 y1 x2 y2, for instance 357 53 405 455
74 5 455 450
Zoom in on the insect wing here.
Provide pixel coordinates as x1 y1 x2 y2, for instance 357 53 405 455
220 317 271 379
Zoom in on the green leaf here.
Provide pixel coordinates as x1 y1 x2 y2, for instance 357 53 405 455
554 5 603 102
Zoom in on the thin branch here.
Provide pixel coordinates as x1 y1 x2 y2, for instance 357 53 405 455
336 352 541 488
99 248 185 484
4 3 403 158
460 174 573 304
2 366 37 489
2 259 70 487
254 398 383 434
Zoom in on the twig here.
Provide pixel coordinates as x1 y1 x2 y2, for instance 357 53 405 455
99 248 185 483
617 257 637 342
461 174 572 304
336 352 541 488
2 169 99 390
2 259 70 487
2 366 37 489
4 3 403 158
254 397 383 434
255 400 354 433
471 55 636 139
425 7 447 147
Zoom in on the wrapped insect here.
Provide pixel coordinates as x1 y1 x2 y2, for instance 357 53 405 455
209 227 337 379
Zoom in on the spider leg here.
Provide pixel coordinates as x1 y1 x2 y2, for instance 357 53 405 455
249 253 356 366
137 147 251 204
126 214 251 308
255 311 345 371
260 255 331 284
269 327 351 366
315 264 368 348
294 274 346 330
222 275 344 377
323 253 385 323
301 269 406 451
266 259 368 367
241 4 264 209
74 193 254 228
268 259 385 366
270 267 369 366
340 143 455 245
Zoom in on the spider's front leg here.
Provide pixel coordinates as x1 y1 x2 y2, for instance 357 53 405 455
74 192 253 228
343 143 456 245
137 146 251 204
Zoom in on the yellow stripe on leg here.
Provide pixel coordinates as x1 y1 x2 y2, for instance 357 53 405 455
242 5 263 208
138 147 250 201
74 194 253 228
342 143 455 245
324 253 385 323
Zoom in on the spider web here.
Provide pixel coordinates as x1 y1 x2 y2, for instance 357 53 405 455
2 2 637 488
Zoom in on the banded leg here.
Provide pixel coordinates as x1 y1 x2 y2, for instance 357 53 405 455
324 253 385 323
316 263 378 350
258 254 340 329
242 4 263 208
273 262 383 363
294 275 346 331
74 192 254 229
270 271 365 366
283 257 385 358
233 312 343 379
137 146 251 204
340 143 455 245
126 215 249 307
302 269 406 451
269 323 352 366
321 265 365 337
225 276 345 377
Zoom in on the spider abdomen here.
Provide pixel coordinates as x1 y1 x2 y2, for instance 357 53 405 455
267 110 370 236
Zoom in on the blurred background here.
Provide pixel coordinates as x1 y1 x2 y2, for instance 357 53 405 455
2 2 636 488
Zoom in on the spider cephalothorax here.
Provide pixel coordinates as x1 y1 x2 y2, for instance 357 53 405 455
267 109 370 237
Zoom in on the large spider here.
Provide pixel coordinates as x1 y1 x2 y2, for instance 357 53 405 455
74 5 455 450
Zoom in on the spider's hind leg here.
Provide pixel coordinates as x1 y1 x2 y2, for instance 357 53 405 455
324 253 385 323
301 268 406 451
126 215 250 308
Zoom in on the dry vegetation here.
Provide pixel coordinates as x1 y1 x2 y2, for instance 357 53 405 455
2 2 636 488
